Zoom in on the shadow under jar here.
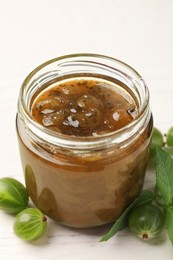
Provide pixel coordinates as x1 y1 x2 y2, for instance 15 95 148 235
16 54 153 228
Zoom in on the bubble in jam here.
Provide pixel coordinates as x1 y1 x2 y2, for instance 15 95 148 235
31 77 138 136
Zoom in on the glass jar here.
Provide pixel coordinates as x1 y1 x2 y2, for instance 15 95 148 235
16 54 153 228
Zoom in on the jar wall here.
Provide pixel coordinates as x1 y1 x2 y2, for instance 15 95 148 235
16 114 153 227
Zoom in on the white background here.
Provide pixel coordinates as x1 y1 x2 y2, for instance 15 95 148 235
0 0 173 259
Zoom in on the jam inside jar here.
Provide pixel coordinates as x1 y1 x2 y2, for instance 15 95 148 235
16 54 153 227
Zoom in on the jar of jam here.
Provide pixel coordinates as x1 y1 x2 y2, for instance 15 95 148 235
16 54 153 228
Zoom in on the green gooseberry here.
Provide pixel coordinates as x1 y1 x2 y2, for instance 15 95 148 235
150 128 163 158
0 177 29 214
128 203 164 241
166 127 173 147
14 208 47 241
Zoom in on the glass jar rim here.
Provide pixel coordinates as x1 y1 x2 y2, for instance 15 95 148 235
18 53 150 150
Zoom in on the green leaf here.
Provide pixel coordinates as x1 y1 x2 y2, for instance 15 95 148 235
99 190 154 242
163 146 173 158
165 206 173 244
154 185 164 207
155 147 173 206
166 127 173 147
150 128 163 158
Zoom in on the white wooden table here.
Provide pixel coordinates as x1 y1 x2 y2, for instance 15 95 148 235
0 1 173 259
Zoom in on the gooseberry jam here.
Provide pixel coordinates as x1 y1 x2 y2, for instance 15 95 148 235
16 54 153 227
31 77 137 136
